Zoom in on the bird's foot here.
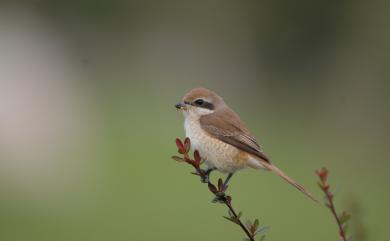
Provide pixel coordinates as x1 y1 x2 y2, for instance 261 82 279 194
200 167 216 183
200 174 209 183
212 192 227 203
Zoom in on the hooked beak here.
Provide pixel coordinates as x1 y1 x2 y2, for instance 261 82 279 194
175 102 188 110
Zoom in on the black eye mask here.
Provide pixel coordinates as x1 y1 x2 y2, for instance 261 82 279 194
192 99 215 110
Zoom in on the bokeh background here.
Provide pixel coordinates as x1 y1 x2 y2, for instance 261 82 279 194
0 1 389 241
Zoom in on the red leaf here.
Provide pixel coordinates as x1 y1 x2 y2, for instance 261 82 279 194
194 150 201 162
175 138 185 153
184 138 191 153
208 183 218 194
193 150 201 167
316 167 328 182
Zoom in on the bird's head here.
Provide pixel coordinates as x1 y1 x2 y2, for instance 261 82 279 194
175 87 225 118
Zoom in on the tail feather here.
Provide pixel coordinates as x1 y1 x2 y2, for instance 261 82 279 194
260 161 318 202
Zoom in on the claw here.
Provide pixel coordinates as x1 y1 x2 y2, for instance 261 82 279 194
201 167 216 183
212 192 227 203
201 175 209 183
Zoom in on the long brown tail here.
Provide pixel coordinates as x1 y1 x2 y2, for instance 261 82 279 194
260 161 318 202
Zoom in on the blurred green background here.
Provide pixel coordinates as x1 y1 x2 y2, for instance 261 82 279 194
0 1 389 241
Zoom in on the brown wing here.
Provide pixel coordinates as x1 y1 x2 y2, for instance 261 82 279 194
200 106 318 202
200 107 270 163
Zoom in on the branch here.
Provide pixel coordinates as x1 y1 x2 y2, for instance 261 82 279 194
172 138 267 241
316 168 351 241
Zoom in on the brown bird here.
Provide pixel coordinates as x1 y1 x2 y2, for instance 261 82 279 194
175 87 317 202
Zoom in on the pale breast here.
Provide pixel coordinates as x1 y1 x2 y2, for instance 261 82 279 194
184 117 247 173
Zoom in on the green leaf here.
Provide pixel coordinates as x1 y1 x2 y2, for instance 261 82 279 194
254 219 259 230
223 216 239 225
259 235 266 241
171 155 185 162
339 211 351 225
245 220 252 230
255 226 270 236
237 211 243 219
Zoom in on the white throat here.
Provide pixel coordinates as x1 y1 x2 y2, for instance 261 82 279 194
182 107 214 119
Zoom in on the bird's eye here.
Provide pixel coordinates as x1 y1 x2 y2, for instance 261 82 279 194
194 99 204 106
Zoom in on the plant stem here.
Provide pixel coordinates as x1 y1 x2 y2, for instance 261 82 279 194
326 193 348 241
316 168 349 241
224 199 254 241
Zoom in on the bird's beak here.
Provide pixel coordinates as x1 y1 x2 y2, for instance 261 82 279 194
175 102 188 110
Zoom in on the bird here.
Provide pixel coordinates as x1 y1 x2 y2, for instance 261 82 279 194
175 87 317 202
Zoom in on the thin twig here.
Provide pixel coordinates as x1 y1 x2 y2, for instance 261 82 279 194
173 138 265 241
223 198 255 241
327 194 348 241
316 168 350 241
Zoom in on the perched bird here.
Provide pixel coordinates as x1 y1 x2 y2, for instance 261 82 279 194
175 87 317 202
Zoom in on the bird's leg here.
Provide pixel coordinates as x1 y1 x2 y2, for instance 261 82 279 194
223 173 234 187
201 167 217 183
